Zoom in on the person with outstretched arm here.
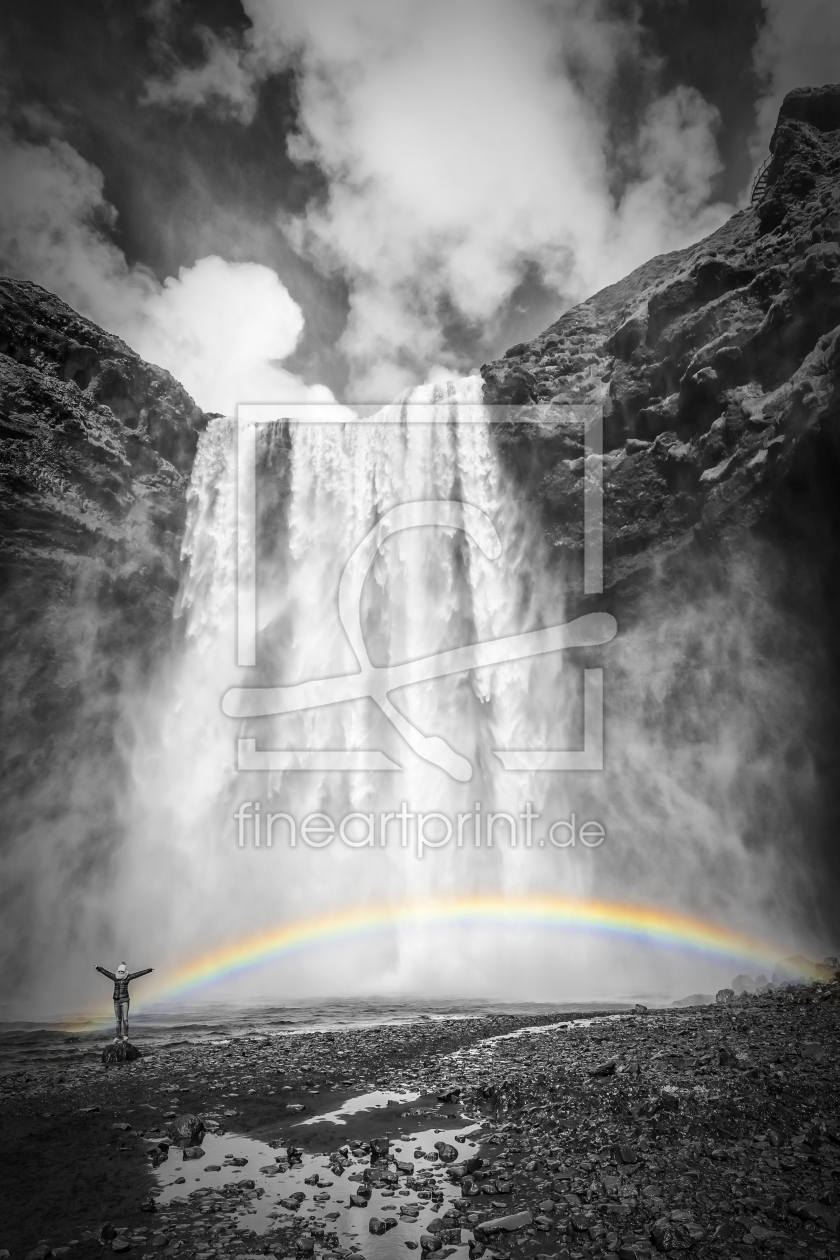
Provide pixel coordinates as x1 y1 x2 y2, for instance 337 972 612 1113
95 961 154 1041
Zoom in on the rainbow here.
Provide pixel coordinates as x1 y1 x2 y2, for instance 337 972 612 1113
69 895 788 1030
66 894 789 1032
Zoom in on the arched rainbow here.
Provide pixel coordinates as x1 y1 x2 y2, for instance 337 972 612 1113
68 895 788 1032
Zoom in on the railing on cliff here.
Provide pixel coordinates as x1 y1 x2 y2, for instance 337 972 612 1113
750 156 772 205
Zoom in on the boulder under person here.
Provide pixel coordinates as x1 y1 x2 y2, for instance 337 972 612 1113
95 961 154 1041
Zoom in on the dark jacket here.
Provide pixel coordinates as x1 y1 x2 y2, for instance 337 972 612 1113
96 966 153 1002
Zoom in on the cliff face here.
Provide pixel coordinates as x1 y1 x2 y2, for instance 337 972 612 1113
482 84 840 594
0 278 207 980
0 279 205 593
483 85 840 934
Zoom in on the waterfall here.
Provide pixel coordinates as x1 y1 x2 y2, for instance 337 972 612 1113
113 378 816 1001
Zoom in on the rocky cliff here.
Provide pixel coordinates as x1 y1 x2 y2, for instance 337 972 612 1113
482 85 840 930
0 278 207 979
483 83 840 596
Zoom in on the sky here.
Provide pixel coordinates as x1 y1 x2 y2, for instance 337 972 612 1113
1 0 840 408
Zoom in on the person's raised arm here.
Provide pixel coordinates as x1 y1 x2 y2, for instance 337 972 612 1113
95 965 116 980
128 967 154 980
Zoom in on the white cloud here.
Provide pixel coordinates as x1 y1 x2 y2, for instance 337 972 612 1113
146 0 735 399
610 87 727 268
0 128 158 327
144 23 272 121
132 255 338 416
753 0 840 156
3 0 753 406
0 127 333 416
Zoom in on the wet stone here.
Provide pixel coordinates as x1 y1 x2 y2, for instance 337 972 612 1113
168 1116 205 1147
102 1041 141 1066
589 1059 617 1077
476 1209 534 1234
649 1217 691 1251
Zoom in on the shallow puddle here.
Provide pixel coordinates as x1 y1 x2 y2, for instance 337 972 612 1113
152 1096 487 1258
297 1088 420 1126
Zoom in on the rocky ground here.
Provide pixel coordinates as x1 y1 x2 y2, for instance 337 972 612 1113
1 981 838 1260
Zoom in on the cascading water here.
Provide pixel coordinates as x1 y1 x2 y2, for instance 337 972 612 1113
113 378 819 1003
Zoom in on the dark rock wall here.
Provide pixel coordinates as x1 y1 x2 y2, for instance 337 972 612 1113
482 85 840 939
480 80 840 606
482 89 840 592
0 279 207 985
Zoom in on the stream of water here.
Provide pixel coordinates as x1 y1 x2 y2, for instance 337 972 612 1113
152 1092 485 1259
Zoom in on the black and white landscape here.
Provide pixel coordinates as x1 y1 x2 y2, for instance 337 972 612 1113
1 3 840 1257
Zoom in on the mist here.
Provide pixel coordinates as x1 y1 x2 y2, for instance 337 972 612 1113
2 0 840 1020
14 383 829 1022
